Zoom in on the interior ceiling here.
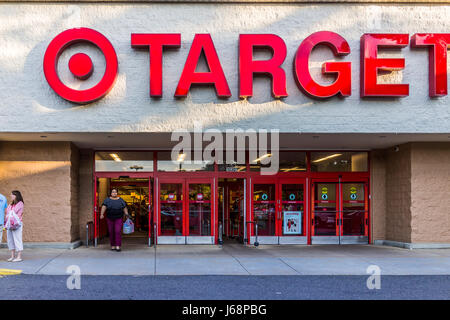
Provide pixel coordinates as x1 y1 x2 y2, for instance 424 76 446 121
0 132 449 150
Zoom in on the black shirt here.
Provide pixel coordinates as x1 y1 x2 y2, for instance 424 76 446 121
102 197 127 219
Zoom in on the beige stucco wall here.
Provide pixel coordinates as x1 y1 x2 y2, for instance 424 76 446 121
0 141 79 243
70 144 80 241
370 150 386 242
1 3 450 134
373 142 450 244
78 149 94 242
384 143 412 243
410 142 450 243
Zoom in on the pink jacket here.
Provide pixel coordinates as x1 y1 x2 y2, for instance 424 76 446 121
6 201 24 222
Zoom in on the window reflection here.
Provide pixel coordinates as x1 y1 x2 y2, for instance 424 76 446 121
157 152 214 172
218 151 246 172
95 152 154 172
311 152 368 172
250 152 306 172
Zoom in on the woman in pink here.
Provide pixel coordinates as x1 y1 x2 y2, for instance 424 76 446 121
6 190 24 262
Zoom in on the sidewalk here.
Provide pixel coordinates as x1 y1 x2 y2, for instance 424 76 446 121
0 242 450 276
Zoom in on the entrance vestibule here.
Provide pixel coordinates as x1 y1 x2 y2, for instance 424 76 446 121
93 151 370 246
94 176 152 246
218 179 246 244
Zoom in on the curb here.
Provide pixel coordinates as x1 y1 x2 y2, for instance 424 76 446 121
374 240 450 249
0 241 82 250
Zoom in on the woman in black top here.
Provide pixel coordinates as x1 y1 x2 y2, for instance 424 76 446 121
100 189 129 251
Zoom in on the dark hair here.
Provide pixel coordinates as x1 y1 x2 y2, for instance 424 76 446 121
110 188 118 196
11 190 24 205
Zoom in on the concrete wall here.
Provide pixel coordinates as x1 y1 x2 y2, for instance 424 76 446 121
0 3 450 133
0 142 78 243
70 144 80 241
410 142 450 243
78 149 94 242
384 143 412 243
370 150 386 242
373 142 450 244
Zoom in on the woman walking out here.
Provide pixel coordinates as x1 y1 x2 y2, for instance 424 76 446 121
100 188 129 251
6 190 24 262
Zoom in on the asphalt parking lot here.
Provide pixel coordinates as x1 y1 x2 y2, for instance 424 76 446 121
1 274 449 300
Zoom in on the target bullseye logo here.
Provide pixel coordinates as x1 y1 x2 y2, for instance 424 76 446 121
43 28 118 104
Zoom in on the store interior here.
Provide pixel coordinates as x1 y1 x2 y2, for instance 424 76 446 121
218 179 245 244
96 177 151 245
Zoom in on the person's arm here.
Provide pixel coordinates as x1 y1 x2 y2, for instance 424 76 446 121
100 205 107 219
124 206 129 218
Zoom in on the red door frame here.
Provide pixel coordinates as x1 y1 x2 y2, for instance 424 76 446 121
311 179 340 239
311 176 369 241
278 177 308 240
157 177 185 238
186 177 216 238
340 177 369 237
220 179 245 238
250 178 278 240
250 177 307 242
94 172 154 245
156 177 215 241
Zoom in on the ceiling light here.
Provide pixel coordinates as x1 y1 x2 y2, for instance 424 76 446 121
110 153 122 162
253 153 272 163
280 167 306 172
312 153 342 163
177 153 186 162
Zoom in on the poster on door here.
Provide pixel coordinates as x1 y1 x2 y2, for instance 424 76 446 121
283 211 302 235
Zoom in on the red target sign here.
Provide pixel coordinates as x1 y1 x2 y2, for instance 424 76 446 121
43 28 118 104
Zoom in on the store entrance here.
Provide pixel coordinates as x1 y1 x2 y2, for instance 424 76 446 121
156 177 215 244
250 178 307 245
311 178 369 244
94 176 152 247
218 179 246 244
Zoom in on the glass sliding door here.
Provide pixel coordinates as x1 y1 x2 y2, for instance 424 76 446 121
186 181 214 244
278 181 307 244
158 180 185 244
311 182 339 244
250 179 306 245
157 178 215 244
340 181 368 244
252 183 277 242
311 179 369 244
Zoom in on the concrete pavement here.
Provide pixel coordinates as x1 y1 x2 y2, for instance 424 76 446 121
0 240 450 276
